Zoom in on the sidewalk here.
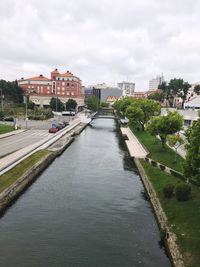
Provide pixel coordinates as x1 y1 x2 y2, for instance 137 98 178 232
121 127 148 158
0 118 81 175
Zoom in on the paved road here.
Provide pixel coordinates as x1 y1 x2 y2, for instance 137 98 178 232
0 129 52 157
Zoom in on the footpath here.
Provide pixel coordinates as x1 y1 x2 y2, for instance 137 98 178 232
121 127 148 158
0 118 82 176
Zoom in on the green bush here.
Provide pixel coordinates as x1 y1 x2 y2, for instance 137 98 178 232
163 183 174 198
170 169 185 181
160 164 166 171
0 111 4 120
151 160 157 167
175 183 191 201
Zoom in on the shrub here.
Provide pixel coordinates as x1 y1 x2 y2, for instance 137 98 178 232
0 111 4 120
170 169 185 181
163 183 174 198
145 157 149 162
175 183 191 201
151 160 157 167
160 164 166 171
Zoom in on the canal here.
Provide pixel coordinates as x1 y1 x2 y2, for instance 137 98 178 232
0 119 171 267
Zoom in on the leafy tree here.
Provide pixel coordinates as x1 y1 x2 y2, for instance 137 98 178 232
147 111 183 148
175 183 191 201
159 79 191 108
65 99 77 111
125 99 161 131
148 92 165 102
194 84 200 95
86 96 99 111
119 97 135 114
27 101 35 110
183 115 200 180
101 102 109 108
167 134 184 162
0 79 23 103
49 97 63 112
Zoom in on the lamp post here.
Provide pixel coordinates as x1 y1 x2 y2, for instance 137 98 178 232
25 94 28 129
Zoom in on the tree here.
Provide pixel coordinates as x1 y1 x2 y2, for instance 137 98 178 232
125 99 161 131
27 101 35 110
0 79 23 103
49 97 63 112
65 99 77 111
148 92 165 102
86 96 99 111
159 79 191 108
147 111 183 148
167 134 184 163
194 84 200 95
183 115 200 180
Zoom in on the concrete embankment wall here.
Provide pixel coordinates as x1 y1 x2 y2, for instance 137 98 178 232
0 152 57 212
0 123 87 213
134 158 185 267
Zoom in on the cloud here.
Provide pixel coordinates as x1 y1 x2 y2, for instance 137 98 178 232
0 0 200 90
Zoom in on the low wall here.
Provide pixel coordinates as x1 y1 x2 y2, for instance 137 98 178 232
0 153 56 213
0 122 89 213
134 158 185 267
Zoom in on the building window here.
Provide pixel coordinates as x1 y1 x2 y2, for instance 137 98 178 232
57 87 60 90
67 83 69 86
62 82 65 85
71 92 74 96
62 92 65 95
57 92 60 95
58 77 60 80
62 87 65 91
62 78 64 81
67 92 69 95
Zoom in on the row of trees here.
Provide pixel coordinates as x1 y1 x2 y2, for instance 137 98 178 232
114 97 183 148
148 78 200 108
0 79 23 103
49 98 77 112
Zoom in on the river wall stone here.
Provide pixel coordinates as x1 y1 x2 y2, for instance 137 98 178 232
0 153 56 213
0 122 89 213
134 158 185 267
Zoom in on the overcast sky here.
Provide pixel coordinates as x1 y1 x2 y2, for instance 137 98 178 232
0 0 200 90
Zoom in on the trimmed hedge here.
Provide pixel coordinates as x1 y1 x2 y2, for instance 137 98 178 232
176 183 191 201
159 164 166 171
170 169 185 181
151 160 157 167
163 183 174 199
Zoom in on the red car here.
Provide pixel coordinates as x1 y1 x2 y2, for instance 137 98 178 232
49 127 59 133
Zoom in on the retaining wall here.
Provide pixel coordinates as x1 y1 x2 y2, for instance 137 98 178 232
134 158 185 267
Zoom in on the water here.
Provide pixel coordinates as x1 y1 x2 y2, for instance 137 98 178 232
0 119 171 267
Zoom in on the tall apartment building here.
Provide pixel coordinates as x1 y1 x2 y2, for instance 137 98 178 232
149 75 165 91
117 82 135 97
18 69 84 107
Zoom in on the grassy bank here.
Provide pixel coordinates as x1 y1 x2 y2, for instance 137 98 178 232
0 150 50 194
0 124 15 135
131 127 185 173
140 160 200 267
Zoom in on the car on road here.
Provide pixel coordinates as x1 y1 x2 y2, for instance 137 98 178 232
49 127 59 133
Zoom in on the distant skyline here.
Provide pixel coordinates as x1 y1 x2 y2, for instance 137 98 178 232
1 0 200 90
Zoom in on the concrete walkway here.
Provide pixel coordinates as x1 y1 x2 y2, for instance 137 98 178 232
0 118 81 175
121 127 148 158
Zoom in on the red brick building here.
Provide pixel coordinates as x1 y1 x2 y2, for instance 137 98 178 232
18 69 82 98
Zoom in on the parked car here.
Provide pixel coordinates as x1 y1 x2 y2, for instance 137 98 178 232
4 117 14 122
49 127 59 133
57 122 66 129
63 121 69 126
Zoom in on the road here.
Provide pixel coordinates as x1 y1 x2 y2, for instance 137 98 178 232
0 130 53 157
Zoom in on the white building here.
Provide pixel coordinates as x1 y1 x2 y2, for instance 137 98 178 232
149 75 165 91
184 95 200 110
117 82 135 97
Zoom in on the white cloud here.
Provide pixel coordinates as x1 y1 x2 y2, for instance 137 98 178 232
0 0 200 90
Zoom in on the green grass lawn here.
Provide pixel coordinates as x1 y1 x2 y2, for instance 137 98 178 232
131 127 185 173
0 150 50 194
0 124 15 135
140 160 200 267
